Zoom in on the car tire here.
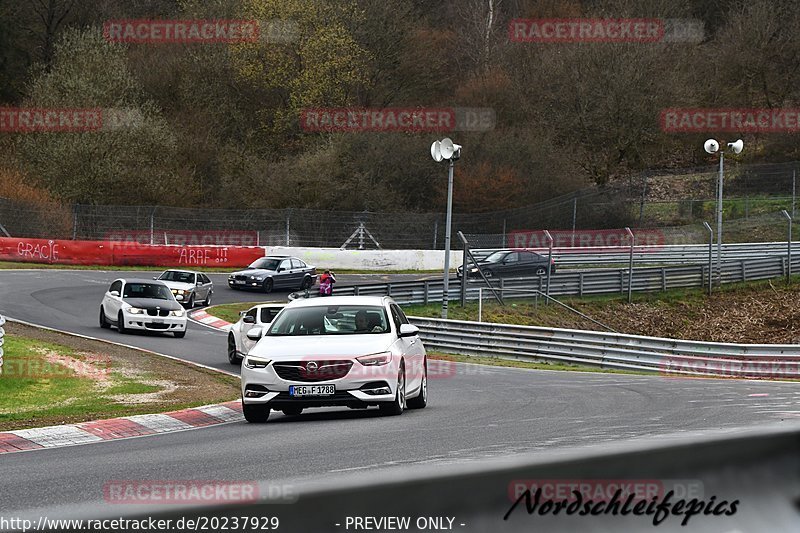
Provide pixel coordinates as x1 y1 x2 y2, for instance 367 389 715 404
205 291 212 306
262 278 273 293
406 360 427 409
483 269 493 278
300 276 312 290
380 364 406 416
243 403 270 423
187 294 195 308
99 307 110 329
174 330 186 339
535 266 546 276
227 334 240 365
117 311 127 334
282 407 303 416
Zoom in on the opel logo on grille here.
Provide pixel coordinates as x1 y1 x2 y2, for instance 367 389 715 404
306 361 319 373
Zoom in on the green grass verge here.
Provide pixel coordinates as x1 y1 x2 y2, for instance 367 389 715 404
0 333 235 430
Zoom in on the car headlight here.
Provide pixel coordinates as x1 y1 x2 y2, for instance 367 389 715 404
127 307 145 314
170 309 185 317
469 267 479 272
357 352 392 366
244 356 271 369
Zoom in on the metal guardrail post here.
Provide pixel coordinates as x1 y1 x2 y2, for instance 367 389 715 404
477 288 483 322
544 230 553 304
703 221 713 295
625 227 634 303
782 210 792 282
458 232 468 306
423 281 429 304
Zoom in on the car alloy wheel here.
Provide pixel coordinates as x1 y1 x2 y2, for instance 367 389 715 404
99 307 110 329
262 279 273 293
407 361 427 409
227 334 240 365
243 402 270 423
205 292 212 306
117 311 127 334
535 266 546 276
380 364 406 416
187 294 195 308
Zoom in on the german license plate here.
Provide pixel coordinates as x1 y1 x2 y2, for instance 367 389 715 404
152 318 164 323
289 385 335 397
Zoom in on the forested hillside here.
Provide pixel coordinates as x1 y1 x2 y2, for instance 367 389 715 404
1 0 798 213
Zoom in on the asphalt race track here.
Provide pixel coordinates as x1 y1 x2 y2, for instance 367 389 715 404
1 269 799 521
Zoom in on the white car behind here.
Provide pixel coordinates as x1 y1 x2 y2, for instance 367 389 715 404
99 278 187 338
154 269 213 308
227 303 285 364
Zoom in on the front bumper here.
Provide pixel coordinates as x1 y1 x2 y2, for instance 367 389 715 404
121 313 187 332
228 278 265 289
241 361 398 408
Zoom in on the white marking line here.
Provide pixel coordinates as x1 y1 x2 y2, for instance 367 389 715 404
748 393 770 397
11 426 102 447
195 405 244 423
126 413 194 433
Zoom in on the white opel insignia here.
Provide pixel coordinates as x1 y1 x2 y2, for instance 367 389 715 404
240 296 427 422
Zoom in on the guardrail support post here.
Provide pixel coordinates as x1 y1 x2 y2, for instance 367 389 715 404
478 288 483 322
702 221 713 295
661 267 666 292
740 260 746 282
578 272 584 297
353 285 360 296
626 227 634 303
544 230 553 304
782 210 792 283
423 281 429 305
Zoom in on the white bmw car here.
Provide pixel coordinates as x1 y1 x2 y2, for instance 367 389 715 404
99 278 187 338
227 303 285 364
240 296 427 422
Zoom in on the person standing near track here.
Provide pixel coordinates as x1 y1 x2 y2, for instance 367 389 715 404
319 269 336 296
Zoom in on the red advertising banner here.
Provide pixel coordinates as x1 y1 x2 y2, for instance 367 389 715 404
0 237 265 267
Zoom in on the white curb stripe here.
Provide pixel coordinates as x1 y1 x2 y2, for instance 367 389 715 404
195 405 244 423
11 426 102 447
126 413 194 433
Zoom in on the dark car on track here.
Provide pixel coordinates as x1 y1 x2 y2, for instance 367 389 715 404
457 249 555 279
228 256 317 293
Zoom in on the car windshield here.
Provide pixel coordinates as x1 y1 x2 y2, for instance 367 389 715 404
123 283 173 300
158 271 195 283
267 305 390 336
484 251 510 263
248 258 281 270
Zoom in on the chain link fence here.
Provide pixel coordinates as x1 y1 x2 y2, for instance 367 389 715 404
1 161 798 249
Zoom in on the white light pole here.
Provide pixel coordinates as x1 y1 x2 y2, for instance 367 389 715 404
431 138 462 319
704 138 743 286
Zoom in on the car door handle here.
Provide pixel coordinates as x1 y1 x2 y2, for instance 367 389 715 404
409 339 416 345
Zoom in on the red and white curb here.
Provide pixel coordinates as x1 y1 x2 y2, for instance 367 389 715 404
0 401 243 455
188 309 232 331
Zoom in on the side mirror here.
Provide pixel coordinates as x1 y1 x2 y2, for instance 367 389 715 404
110 290 120 297
152 276 157 280
277 267 285 272
399 324 419 337
197 281 203 286
246 326 264 340
243 315 256 324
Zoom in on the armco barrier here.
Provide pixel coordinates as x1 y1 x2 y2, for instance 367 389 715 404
409 316 800 378
107 423 800 532
0 237 265 268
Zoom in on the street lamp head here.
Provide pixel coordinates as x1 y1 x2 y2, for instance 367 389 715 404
728 139 744 154
430 141 443 162
704 139 720 154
